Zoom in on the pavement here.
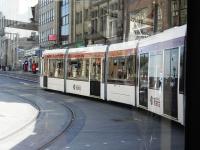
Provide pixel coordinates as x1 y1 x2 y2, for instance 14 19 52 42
0 70 39 82
0 70 39 143
0 75 72 150
0 96 38 140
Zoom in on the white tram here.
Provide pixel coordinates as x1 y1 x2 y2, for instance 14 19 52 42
106 41 138 105
66 45 107 99
137 25 186 124
40 25 186 125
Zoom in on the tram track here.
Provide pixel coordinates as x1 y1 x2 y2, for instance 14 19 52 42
38 102 75 150
0 82 76 150
0 72 39 83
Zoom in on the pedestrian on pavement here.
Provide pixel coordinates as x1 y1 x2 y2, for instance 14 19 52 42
32 61 37 74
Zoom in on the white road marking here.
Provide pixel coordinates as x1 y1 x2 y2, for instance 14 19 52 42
85 144 91 147
103 142 108 145
137 138 142 141
134 118 142 121
19 82 30 86
121 140 126 143
19 94 33 97
40 110 54 112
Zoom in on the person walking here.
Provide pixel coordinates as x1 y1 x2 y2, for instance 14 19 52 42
32 61 36 74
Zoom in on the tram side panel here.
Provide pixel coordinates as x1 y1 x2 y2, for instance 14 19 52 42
137 25 186 125
40 49 66 92
65 46 107 99
66 53 90 97
107 42 138 106
40 58 44 88
177 46 185 124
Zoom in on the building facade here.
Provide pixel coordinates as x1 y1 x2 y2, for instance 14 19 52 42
60 0 71 46
38 0 187 48
127 0 187 40
74 0 90 47
86 0 124 44
38 0 60 49
59 0 91 48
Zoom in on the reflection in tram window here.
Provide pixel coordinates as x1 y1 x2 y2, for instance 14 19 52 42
149 52 163 90
43 59 48 76
67 58 89 81
139 53 149 107
49 59 64 78
108 55 135 85
90 58 101 81
163 48 179 118
179 46 185 93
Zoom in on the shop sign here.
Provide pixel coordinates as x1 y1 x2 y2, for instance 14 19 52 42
48 34 57 41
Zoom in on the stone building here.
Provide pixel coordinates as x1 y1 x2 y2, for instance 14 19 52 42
38 0 60 49
86 0 124 44
126 0 187 40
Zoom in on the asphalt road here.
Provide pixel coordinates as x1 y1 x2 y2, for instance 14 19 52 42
0 74 184 150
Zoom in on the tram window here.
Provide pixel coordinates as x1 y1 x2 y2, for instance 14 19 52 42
90 58 101 81
179 46 184 93
43 59 48 76
149 52 163 90
49 59 64 78
67 58 89 81
108 55 136 85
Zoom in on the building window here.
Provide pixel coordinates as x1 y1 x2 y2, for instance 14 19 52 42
180 0 187 25
91 10 98 18
62 15 69 25
91 19 97 34
154 4 163 32
76 12 82 24
171 0 179 26
131 7 153 35
52 9 55 20
110 3 118 11
62 0 69 6
109 20 117 37
171 0 187 26
84 9 89 20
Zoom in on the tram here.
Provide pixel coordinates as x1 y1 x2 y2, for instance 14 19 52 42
40 24 186 125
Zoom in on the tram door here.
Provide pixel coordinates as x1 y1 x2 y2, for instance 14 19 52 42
90 58 101 97
139 53 149 107
163 48 179 118
43 58 48 88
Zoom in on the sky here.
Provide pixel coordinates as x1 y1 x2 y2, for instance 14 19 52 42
0 0 38 37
